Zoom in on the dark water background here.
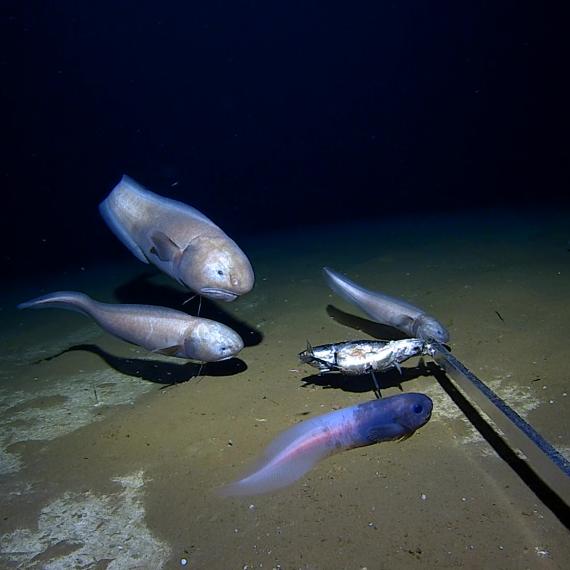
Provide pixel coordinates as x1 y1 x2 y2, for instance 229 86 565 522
2 1 568 280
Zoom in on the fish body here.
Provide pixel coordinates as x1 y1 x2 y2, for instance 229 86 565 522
18 291 243 362
322 266 449 343
219 392 432 496
99 175 255 301
299 338 429 375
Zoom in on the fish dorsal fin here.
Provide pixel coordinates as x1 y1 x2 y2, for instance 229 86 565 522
149 231 182 263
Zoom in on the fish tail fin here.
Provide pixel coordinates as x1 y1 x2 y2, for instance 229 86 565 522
18 291 94 318
217 445 329 497
218 417 339 497
322 266 363 307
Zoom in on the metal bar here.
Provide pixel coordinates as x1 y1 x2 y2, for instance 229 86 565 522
429 340 570 507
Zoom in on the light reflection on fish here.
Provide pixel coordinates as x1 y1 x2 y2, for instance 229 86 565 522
219 393 432 496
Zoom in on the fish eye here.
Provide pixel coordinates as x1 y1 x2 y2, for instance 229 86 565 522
413 404 423 414
217 269 224 276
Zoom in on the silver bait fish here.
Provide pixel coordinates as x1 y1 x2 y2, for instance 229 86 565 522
299 338 430 395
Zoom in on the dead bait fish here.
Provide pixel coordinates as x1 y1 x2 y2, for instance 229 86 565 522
299 338 430 394
100 175 255 301
219 392 432 496
18 291 244 362
299 338 429 375
323 266 449 343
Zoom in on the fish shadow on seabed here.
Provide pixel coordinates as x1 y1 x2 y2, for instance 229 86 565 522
326 304 409 340
36 344 247 385
113 270 263 347
300 359 440 397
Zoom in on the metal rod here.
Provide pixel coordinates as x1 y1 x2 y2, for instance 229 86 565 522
429 340 570 507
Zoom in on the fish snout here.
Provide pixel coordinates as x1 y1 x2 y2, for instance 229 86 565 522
298 350 312 363
416 315 450 344
216 333 245 361
228 267 255 296
404 393 433 429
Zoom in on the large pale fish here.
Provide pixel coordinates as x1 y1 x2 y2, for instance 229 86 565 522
323 266 449 343
18 292 244 362
99 175 255 301
219 392 432 496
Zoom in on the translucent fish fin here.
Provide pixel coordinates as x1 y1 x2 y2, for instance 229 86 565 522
218 438 331 497
397 431 415 442
219 413 343 497
149 231 182 262
17 291 92 318
151 345 180 356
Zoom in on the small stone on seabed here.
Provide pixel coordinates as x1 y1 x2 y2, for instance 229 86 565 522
420 493 427 500
535 547 551 558
180 558 188 566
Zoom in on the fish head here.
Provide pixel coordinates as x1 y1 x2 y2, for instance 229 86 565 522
298 343 314 364
183 320 244 362
298 342 333 371
298 350 325 370
178 236 254 301
358 393 433 443
390 392 433 433
415 314 450 343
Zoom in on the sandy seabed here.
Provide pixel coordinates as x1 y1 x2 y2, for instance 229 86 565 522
0 208 568 569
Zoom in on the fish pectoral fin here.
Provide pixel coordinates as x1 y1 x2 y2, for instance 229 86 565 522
149 231 183 262
395 314 415 330
397 431 415 442
152 344 181 356
314 356 338 371
367 423 404 442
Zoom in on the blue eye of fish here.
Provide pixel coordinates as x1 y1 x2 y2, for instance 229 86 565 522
413 404 423 414
217 270 224 276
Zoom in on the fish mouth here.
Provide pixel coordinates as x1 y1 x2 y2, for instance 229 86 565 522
200 288 239 302
400 412 431 434
298 351 312 363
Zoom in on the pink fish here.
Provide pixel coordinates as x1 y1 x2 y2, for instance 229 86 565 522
219 393 432 496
